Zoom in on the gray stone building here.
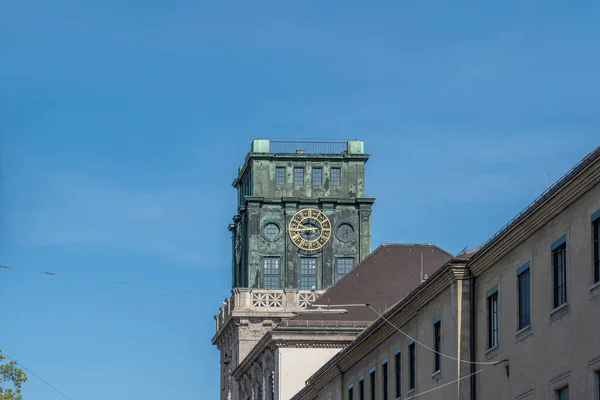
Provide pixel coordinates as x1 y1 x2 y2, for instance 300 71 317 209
291 145 600 400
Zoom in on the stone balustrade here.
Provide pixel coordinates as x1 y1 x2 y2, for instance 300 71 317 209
214 288 324 332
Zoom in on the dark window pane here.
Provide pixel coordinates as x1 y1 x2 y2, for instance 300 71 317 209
294 167 304 185
348 386 353 400
336 258 354 281
331 168 341 186
558 386 569 400
370 370 376 400
312 168 322 186
488 292 498 348
276 167 286 185
518 269 531 329
594 219 599 283
300 258 317 290
409 343 416 390
434 321 441 372
359 379 364 400
553 243 567 308
263 257 280 289
395 352 401 398
382 361 388 400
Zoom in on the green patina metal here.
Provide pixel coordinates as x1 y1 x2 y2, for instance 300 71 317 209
229 139 375 290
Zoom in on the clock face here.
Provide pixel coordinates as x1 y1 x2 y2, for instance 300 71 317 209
289 208 332 251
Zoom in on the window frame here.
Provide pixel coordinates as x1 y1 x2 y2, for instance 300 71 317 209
294 167 304 186
299 257 317 290
408 340 416 391
394 349 401 399
336 257 354 281
382 358 389 400
331 167 341 186
552 236 567 308
275 167 286 186
312 167 323 186
433 316 441 373
592 210 600 285
557 385 569 400
517 262 531 330
369 367 376 400
262 257 281 289
487 287 499 349
358 376 365 400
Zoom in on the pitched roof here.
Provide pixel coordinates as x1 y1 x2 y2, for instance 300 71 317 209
283 243 452 325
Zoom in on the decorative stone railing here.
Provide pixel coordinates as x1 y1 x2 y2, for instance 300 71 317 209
214 288 324 332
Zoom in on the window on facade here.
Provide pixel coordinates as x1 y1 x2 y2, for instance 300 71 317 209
382 359 388 400
409 342 416 391
294 167 304 185
269 372 275 400
337 223 355 241
276 167 286 185
557 386 569 400
433 318 441 372
488 288 498 348
358 377 365 400
331 168 341 186
263 223 280 240
263 257 280 289
300 258 317 290
370 369 376 400
593 213 600 284
517 263 531 330
553 237 567 308
312 168 322 186
394 351 401 399
348 384 354 400
336 257 354 281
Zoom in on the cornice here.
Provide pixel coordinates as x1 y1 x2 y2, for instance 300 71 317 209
469 156 600 276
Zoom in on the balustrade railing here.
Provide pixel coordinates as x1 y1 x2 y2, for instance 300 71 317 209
214 288 323 332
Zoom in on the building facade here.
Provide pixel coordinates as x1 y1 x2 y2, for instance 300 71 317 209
232 243 452 400
292 145 600 400
214 139 375 400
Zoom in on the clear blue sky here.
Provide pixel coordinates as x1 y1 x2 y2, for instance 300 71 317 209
1 1 599 399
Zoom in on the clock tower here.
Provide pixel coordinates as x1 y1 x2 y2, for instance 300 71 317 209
214 139 375 399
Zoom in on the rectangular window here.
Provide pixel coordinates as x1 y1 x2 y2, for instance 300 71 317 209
331 168 341 186
557 386 569 400
409 342 416 390
348 384 354 400
517 263 531 330
300 258 317 290
276 167 286 185
358 376 365 400
382 359 388 400
593 211 600 284
433 318 441 372
263 257 280 289
370 368 376 400
312 167 322 186
294 167 304 185
553 237 567 308
336 257 354 281
394 350 401 399
488 288 498 348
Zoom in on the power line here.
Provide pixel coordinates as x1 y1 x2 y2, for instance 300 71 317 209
0 350 74 400
0 265 228 297
367 305 501 366
405 368 485 399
